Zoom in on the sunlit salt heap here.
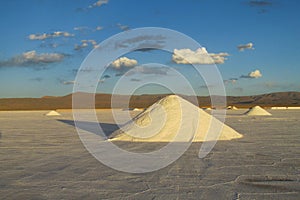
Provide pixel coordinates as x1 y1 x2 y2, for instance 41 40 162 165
46 110 61 116
109 95 242 142
227 106 238 110
245 106 272 116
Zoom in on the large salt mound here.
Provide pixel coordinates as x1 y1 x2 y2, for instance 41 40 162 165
109 95 242 142
245 106 271 116
46 110 61 116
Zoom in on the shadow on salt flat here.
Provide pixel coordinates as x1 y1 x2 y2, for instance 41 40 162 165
236 175 300 192
58 119 119 138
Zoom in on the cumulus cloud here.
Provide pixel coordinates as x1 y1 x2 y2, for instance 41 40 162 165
172 48 229 64
74 39 98 50
209 52 230 64
249 70 262 78
240 69 262 79
0 50 66 68
224 78 238 84
28 31 74 40
237 42 254 51
74 41 88 50
110 57 138 69
88 0 108 9
77 0 108 12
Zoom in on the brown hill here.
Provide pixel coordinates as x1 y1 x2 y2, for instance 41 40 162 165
0 91 299 111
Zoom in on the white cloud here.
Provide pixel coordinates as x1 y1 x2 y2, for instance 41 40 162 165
99 78 106 83
95 26 103 31
63 81 75 85
172 48 229 64
0 50 65 68
116 23 130 31
125 66 168 76
224 78 238 84
110 57 138 69
88 0 108 9
23 51 64 63
74 39 98 50
237 42 254 51
209 52 230 64
249 69 262 78
28 31 74 40
74 42 88 51
29 33 48 40
77 0 108 12
74 26 88 31
53 31 72 37
241 69 262 79
74 26 103 33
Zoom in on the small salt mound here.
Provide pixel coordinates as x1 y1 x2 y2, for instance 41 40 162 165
46 110 61 116
109 95 242 142
227 106 238 110
271 107 287 110
245 106 271 116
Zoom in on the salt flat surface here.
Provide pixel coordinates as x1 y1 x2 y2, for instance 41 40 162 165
0 109 299 199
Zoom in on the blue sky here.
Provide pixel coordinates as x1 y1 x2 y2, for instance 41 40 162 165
0 0 299 97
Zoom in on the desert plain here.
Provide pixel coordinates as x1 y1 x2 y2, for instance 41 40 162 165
0 108 299 199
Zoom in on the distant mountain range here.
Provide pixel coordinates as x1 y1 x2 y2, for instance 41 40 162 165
0 91 300 110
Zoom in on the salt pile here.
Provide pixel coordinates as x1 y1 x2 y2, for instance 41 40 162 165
271 107 288 110
245 106 271 116
109 95 242 142
46 110 61 116
227 106 238 110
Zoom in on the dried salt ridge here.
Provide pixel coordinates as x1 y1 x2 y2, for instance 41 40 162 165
109 95 242 142
245 106 272 116
45 110 61 116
